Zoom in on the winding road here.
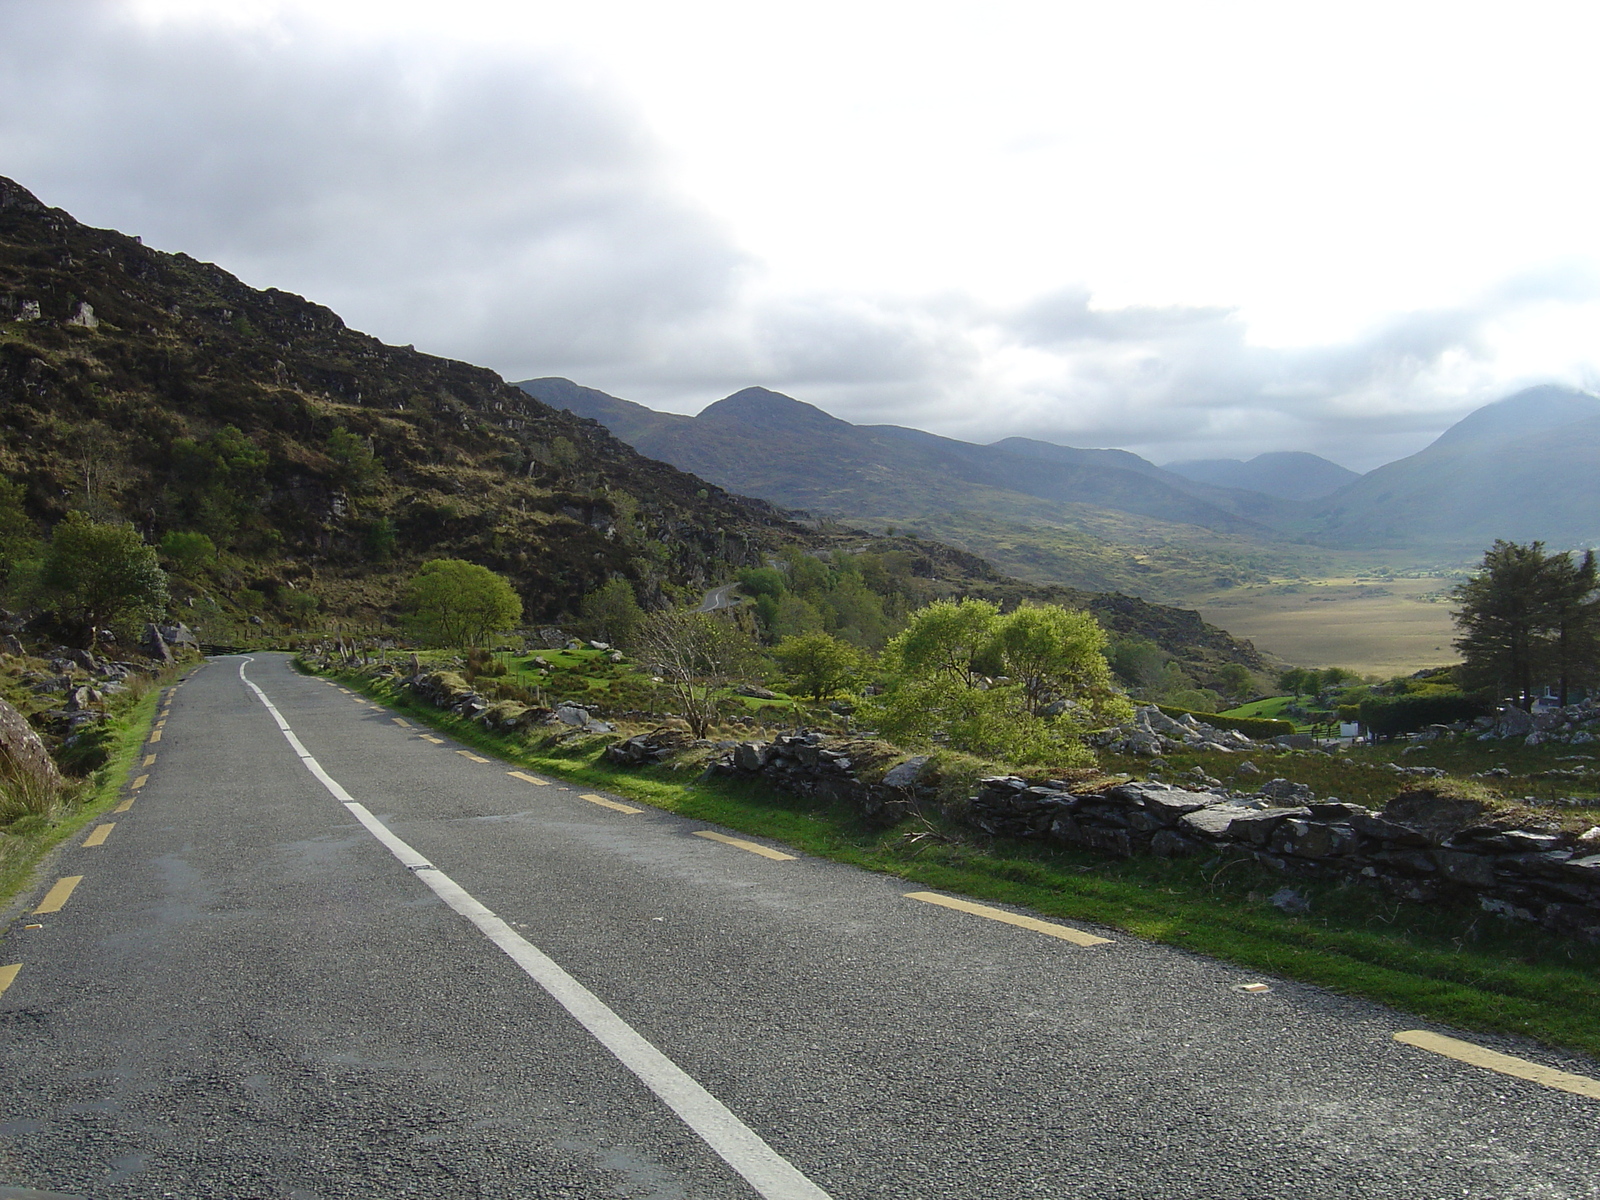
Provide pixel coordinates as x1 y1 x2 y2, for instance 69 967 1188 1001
1 653 1597 1198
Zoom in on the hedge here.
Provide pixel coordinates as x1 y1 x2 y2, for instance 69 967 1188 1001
1356 691 1488 739
1155 703 1295 740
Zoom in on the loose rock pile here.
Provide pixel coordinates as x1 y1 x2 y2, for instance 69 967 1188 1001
707 732 929 828
1087 705 1271 757
1474 702 1600 746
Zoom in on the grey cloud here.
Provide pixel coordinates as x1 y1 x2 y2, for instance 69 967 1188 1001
0 3 745 373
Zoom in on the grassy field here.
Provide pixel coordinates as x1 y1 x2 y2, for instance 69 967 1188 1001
316 658 1600 1060
1194 574 1464 675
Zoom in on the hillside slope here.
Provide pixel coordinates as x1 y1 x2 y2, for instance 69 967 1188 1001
1313 386 1600 548
0 177 798 622
1164 451 1359 501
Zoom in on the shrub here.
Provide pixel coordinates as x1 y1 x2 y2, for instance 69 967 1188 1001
1357 691 1489 738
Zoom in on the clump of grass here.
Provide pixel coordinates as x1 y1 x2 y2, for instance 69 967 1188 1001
0 762 62 828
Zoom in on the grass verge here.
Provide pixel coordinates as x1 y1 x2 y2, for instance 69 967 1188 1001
315 661 1600 1061
0 680 167 913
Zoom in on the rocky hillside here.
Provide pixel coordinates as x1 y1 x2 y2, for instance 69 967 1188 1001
1163 451 1359 502
0 177 796 622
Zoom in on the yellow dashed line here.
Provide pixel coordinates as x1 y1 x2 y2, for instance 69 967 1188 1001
694 830 794 860
33 876 83 914
419 735 445 745
148 730 161 743
82 823 114 848
392 717 411 728
581 793 643 815
155 720 166 729
132 774 148 790
0 964 19 997
905 891 1112 947
142 754 156 767
114 797 135 813
457 751 490 763
1395 1031 1600 1100
507 770 549 786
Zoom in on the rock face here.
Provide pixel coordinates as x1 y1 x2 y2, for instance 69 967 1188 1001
0 694 62 790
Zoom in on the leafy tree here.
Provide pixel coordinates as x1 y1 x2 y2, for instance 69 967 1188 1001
166 425 269 544
772 632 867 702
281 590 321 629
1110 636 1169 692
995 604 1122 717
39 513 169 646
736 567 786 598
1453 540 1600 708
580 578 646 648
0 477 37 578
325 426 384 493
1215 662 1253 700
1277 667 1311 698
867 600 1128 767
636 610 760 738
403 559 523 648
158 530 216 576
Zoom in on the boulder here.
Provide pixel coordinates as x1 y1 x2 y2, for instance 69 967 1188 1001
0 694 62 790
882 755 933 788
1382 790 1491 846
1 634 22 657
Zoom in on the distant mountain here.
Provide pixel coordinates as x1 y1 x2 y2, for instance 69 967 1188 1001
1163 452 1359 501
1313 385 1600 548
518 379 1308 537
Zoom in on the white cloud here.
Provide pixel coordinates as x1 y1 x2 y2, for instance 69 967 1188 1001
3 1 1599 475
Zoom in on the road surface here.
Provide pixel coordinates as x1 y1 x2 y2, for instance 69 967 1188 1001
695 584 740 613
2 653 1597 1198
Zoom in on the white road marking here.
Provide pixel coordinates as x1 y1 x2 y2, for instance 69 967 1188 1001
237 658 832 1200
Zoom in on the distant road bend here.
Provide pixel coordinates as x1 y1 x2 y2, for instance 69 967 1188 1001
2 653 1598 1198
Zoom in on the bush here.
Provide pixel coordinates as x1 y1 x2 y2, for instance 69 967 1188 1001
1155 703 1294 739
1357 691 1489 739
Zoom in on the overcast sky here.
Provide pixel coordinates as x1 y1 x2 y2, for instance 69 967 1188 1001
3 0 1598 470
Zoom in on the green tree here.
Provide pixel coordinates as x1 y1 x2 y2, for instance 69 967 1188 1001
325 426 384 493
166 425 269 544
40 513 169 646
580 578 646 648
0 477 37 579
1110 636 1169 692
994 603 1121 717
158 530 216 576
1452 540 1600 708
1215 662 1253 700
636 610 759 738
403 559 523 648
1277 667 1311 698
868 600 1127 767
772 632 867 702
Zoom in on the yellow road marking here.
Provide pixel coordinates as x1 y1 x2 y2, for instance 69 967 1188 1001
694 830 794 860
143 754 156 767
82 823 114 847
905 891 1112 946
581 793 643 815
155 720 165 729
114 797 135 813
392 717 411 728
0 964 19 997
33 876 83 914
338 687 351 693
132 774 148 789
457 751 490 763
508 770 550 786
1395 1031 1600 1100
419 735 445 745
148 729 161 743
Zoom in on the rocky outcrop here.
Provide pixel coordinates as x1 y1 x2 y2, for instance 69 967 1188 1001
1474 701 1600 745
0 694 62 790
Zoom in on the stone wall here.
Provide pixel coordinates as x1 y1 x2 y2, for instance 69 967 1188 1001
702 732 1600 942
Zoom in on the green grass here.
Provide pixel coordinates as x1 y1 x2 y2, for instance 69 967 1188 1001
315 660 1600 1060
0 678 167 911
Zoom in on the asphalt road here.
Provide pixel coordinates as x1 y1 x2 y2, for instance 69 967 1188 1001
2 653 1598 1199
695 585 740 614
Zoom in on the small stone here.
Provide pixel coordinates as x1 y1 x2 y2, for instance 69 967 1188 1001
1270 887 1310 914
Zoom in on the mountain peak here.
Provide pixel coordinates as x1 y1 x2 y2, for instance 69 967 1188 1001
695 387 853 433
1429 385 1600 451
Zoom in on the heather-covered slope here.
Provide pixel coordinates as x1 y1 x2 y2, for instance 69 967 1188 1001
0 177 796 621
